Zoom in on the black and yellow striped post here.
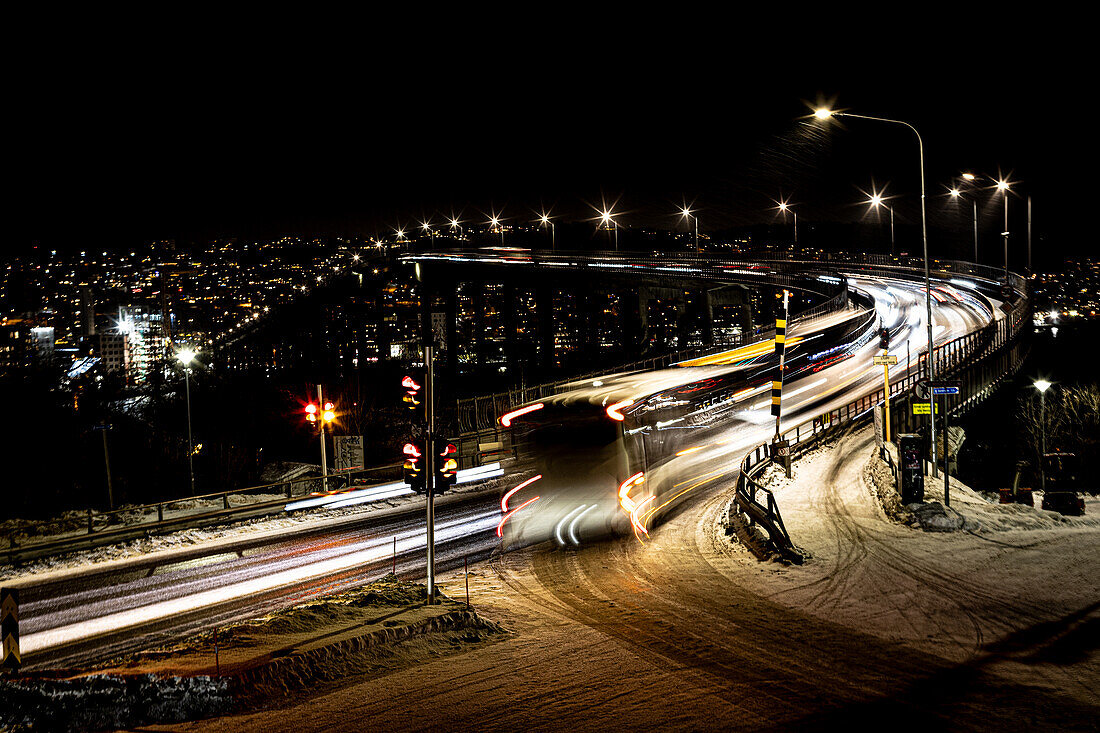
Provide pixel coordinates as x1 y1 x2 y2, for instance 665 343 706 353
771 290 789 436
1 587 18 673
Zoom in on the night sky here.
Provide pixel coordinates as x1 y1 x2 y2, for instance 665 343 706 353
9 22 1079 264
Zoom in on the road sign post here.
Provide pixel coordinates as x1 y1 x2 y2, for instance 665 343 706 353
425 344 436 604
929 381 960 506
1 587 18 673
873 353 898 443
772 289 789 438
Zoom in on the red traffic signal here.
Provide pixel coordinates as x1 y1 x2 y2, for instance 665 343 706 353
879 327 890 350
305 403 318 423
435 439 458 491
402 374 423 411
403 440 426 492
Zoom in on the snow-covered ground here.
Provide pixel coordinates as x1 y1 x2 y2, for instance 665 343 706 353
153 425 1099 731
721 427 1100 690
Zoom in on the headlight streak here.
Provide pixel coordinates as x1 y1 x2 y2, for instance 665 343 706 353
568 505 597 545
502 475 542 512
631 496 656 541
554 504 589 546
284 463 503 512
496 496 540 538
606 399 634 421
501 403 544 426
26 510 502 655
639 472 726 531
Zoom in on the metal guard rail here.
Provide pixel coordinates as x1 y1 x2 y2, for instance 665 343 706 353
4 462 402 565
457 285 855 434
731 279 1031 564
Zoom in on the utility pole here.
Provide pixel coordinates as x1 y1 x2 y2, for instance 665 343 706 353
317 384 329 492
424 343 436 603
96 424 114 509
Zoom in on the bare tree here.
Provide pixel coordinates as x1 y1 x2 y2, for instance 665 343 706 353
1018 384 1100 480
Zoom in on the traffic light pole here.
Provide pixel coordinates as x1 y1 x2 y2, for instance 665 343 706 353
424 344 436 604
317 384 329 492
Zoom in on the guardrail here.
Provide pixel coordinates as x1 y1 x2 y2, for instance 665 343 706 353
729 276 1031 563
4 462 402 566
456 284 855 434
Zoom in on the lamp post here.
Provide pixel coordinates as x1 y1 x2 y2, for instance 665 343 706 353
997 179 1011 286
1035 379 1052 491
538 213 555 251
600 209 618 251
680 206 700 253
449 218 464 239
776 201 797 244
868 193 895 255
177 348 197 495
420 221 438 248
948 181 979 263
489 216 505 245
815 106 938 473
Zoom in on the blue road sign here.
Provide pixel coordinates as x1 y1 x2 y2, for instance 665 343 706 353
932 386 960 395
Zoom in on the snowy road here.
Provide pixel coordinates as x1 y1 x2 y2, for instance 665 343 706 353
160 427 1098 731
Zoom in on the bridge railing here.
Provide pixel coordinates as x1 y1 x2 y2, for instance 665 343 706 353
455 282 855 435
4 462 403 566
731 278 1031 563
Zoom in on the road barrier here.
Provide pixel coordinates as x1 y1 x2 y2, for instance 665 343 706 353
4 462 401 566
729 272 1031 563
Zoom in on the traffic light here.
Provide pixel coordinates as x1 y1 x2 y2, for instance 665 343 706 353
322 401 336 424
305 402 318 426
402 374 422 412
879 327 890 350
435 439 458 491
402 440 426 492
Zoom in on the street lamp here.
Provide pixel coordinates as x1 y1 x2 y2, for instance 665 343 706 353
538 213 555 251
1034 379 1052 491
814 106 938 472
177 347 197 495
948 177 979 263
776 200 797 244
867 192 894 256
420 221 437 247
997 178 1011 287
489 215 504 245
599 209 618 251
680 206 700 253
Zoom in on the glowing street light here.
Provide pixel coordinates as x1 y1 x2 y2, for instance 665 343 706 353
538 212 555 251
948 176 980 263
680 206 700 253
866 191 895 255
776 200 797 244
1034 379 1053 491
814 105 939 473
449 217 464 238
177 347 198 495
420 221 438 248
599 209 618 251
997 178 1011 285
489 215 504 245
